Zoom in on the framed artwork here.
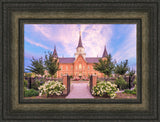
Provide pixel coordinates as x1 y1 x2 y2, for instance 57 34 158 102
0 0 159 121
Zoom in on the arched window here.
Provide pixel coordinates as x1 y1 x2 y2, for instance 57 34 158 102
79 64 82 70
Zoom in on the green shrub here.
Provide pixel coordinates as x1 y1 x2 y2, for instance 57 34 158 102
24 79 28 87
31 78 45 90
24 89 39 97
115 76 128 90
54 74 57 78
92 81 118 99
24 87 27 91
24 73 32 77
39 80 65 97
123 86 137 95
47 74 52 78
132 85 137 92
133 79 137 86
96 80 101 83
70 75 73 79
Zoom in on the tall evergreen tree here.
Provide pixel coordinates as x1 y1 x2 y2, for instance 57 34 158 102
26 57 44 76
114 60 129 76
44 51 60 77
93 54 115 77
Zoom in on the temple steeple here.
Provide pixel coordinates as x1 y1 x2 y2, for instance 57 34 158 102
77 31 83 48
53 45 58 58
74 31 86 59
102 45 108 58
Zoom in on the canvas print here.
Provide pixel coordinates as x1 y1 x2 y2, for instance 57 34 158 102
24 24 137 99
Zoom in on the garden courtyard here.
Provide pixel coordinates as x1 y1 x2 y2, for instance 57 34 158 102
24 52 137 99
24 77 137 99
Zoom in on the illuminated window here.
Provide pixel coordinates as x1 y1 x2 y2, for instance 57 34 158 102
71 66 73 70
79 64 82 70
88 66 90 70
66 66 68 70
61 66 63 70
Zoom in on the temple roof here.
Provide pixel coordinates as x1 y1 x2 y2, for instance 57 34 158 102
102 46 108 58
86 57 100 63
59 58 75 63
59 57 100 63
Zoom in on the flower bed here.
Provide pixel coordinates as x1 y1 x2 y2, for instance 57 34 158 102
92 81 118 99
38 80 65 97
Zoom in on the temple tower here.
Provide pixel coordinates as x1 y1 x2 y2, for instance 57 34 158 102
74 31 86 59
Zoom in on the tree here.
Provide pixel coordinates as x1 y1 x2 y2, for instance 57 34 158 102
128 68 135 77
128 68 136 89
26 57 45 76
44 51 60 77
93 54 115 77
114 60 129 76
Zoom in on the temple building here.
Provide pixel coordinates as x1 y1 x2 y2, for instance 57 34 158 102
53 32 108 79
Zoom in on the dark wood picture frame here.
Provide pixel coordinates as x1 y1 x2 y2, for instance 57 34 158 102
0 0 159 121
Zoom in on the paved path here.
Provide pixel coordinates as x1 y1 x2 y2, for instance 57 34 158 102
66 82 94 99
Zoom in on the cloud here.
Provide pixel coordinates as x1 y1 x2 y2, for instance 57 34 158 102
31 24 113 57
25 24 137 71
25 37 53 51
113 25 136 62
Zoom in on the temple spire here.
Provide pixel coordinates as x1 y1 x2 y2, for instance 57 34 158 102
102 45 108 58
53 45 58 58
77 31 83 48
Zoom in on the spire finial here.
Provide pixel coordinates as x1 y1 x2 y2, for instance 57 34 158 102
79 30 81 36
77 29 83 48
102 44 108 58
53 45 58 58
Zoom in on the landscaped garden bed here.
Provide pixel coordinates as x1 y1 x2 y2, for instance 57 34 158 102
24 79 66 98
91 75 137 99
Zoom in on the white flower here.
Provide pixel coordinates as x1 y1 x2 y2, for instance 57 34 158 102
39 93 42 96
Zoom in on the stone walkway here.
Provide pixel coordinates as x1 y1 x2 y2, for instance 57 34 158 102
66 82 94 99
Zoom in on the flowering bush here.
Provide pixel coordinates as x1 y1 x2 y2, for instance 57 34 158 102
38 80 65 97
92 81 118 99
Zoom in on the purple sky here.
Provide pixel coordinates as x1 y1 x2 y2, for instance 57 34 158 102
24 24 136 72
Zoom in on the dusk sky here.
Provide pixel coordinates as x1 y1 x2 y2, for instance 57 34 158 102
24 24 136 72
